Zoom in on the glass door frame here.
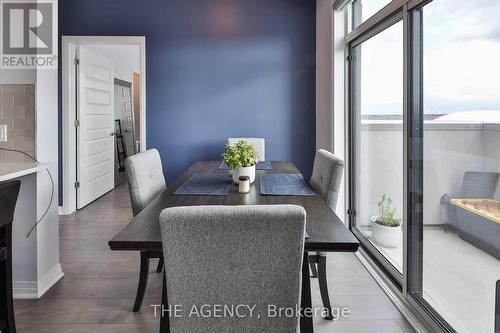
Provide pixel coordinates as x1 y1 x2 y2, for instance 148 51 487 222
405 4 456 332
343 0 456 332
347 10 405 288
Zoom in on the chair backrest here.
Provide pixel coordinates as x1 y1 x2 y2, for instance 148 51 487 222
310 149 344 211
461 171 499 199
159 205 306 332
125 149 166 216
228 137 266 161
0 180 21 229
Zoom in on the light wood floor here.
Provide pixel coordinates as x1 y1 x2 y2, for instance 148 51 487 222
14 184 415 333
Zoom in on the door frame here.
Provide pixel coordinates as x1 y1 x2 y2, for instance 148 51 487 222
61 36 146 215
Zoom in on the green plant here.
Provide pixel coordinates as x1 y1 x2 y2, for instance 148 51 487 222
376 194 401 227
222 140 259 169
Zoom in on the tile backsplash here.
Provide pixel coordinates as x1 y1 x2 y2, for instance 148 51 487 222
0 84 35 162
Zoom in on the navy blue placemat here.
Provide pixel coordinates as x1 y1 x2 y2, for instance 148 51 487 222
260 174 316 196
218 161 272 170
174 173 232 196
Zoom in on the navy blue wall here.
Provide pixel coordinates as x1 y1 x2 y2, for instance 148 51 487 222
60 0 316 186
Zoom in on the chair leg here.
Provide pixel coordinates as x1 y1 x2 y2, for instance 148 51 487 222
160 271 170 333
300 252 314 333
318 255 333 320
309 254 319 278
133 252 150 312
156 257 164 273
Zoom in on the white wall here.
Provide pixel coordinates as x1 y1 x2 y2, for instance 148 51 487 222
11 174 38 292
85 44 141 82
316 0 334 152
34 67 62 295
317 0 349 221
1 3 62 298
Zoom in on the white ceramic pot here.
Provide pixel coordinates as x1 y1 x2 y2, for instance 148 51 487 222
370 216 401 248
232 164 256 184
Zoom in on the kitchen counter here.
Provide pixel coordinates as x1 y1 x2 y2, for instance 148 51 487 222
0 161 63 298
0 162 49 182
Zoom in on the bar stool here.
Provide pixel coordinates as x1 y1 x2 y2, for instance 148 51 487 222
0 180 21 333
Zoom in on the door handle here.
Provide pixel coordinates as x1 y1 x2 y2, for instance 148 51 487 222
110 132 115 137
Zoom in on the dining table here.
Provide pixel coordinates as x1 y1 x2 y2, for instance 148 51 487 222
109 161 359 333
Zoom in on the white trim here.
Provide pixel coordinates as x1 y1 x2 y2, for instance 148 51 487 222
60 36 146 215
13 264 64 299
360 120 500 131
37 264 65 298
0 162 49 182
316 0 335 152
58 206 70 215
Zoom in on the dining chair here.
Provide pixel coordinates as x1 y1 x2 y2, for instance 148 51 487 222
125 148 166 312
228 137 266 161
309 149 344 320
159 205 306 332
0 180 21 333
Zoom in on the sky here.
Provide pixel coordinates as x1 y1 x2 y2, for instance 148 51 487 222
357 0 500 116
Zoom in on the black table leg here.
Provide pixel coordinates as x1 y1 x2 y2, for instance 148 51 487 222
133 252 150 312
160 272 170 333
0 225 16 333
300 252 313 333
318 255 333 320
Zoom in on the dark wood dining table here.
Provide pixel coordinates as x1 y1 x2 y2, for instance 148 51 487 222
109 161 359 333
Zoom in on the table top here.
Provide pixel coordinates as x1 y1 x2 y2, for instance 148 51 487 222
109 161 359 253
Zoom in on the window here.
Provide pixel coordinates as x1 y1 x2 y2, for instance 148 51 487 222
342 0 500 332
350 20 404 275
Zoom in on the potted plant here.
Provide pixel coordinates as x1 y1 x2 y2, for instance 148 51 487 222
370 194 401 248
222 140 259 184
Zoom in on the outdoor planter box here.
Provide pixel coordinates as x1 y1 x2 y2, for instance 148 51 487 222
451 199 500 259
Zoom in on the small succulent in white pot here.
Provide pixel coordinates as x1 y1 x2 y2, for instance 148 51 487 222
371 194 401 248
222 140 259 184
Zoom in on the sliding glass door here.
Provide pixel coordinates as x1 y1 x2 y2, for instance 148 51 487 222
343 0 500 332
407 1 500 332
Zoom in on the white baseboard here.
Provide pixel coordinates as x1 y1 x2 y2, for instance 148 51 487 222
13 263 64 299
58 205 74 216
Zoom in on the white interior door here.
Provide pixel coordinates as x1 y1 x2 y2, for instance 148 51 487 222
76 46 115 209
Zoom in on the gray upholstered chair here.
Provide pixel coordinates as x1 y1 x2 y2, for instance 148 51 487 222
125 148 166 312
126 149 166 216
309 149 344 320
159 205 306 332
228 137 266 161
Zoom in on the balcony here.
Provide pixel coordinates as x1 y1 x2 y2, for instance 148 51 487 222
356 117 500 333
